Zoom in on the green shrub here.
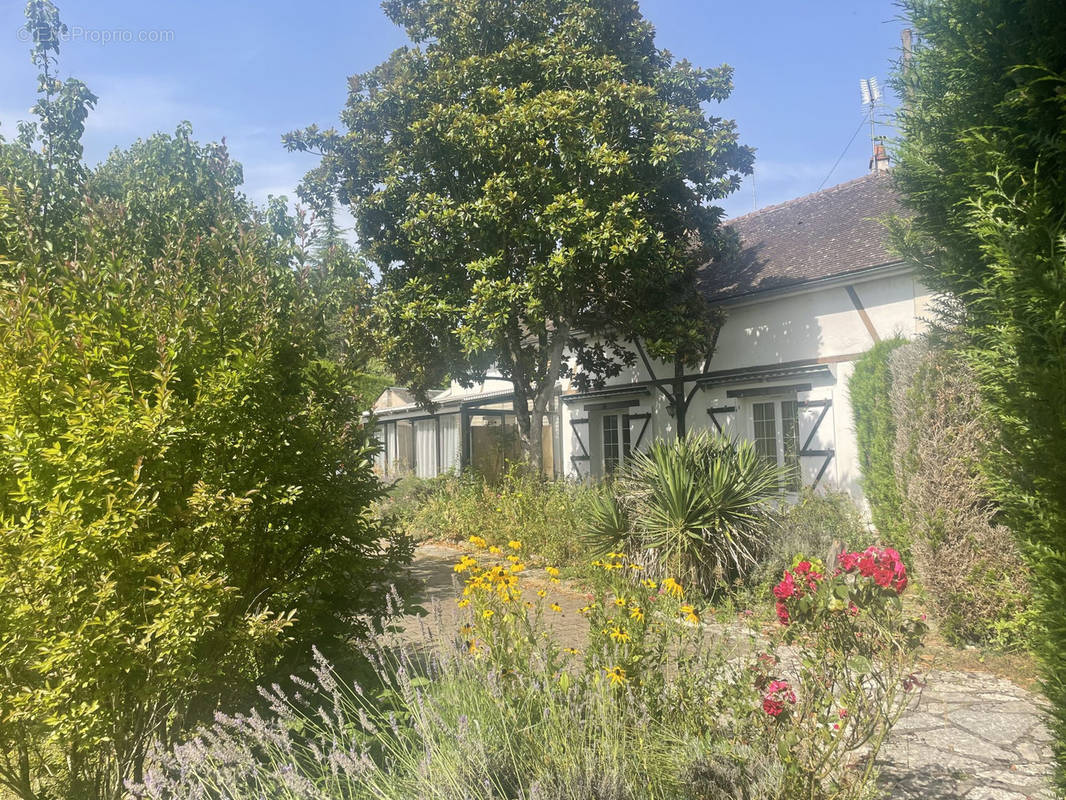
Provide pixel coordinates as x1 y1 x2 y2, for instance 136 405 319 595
396 468 598 568
0 37 408 796
756 490 871 588
890 341 1036 650
0 195 409 800
585 432 787 595
848 338 909 551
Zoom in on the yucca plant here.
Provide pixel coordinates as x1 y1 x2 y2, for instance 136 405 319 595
586 433 789 595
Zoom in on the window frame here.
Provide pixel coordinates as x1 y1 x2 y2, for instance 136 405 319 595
746 394 801 493
600 411 632 475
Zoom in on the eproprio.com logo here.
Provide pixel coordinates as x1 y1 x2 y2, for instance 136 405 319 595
17 26 175 45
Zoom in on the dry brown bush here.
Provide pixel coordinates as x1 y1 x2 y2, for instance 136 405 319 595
889 341 1035 648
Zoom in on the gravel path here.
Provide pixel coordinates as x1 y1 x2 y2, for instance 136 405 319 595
399 544 1056 799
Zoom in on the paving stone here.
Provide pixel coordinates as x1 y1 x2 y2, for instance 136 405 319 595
915 727 1017 763
1016 739 1053 763
977 692 1032 703
963 787 1029 800
891 711 949 732
945 708 1041 745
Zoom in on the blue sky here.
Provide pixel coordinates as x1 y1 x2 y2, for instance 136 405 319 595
0 0 905 222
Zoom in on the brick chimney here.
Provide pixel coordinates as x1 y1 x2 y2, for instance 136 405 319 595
869 142 890 173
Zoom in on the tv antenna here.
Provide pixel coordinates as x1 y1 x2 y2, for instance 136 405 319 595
859 77 882 153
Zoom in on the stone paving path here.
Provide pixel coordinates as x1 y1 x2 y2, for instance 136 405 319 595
877 672 1055 799
400 544 1056 800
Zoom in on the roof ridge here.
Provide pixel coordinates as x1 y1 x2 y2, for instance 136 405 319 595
725 171 891 225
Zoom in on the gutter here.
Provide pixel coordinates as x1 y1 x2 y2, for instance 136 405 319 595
711 260 909 308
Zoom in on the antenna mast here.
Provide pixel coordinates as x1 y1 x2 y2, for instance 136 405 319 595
859 77 888 172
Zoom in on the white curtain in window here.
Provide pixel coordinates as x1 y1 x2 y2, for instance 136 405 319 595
384 422 399 474
439 415 460 473
414 420 437 478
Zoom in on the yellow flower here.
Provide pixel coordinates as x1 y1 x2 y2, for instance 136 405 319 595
628 563 644 571
604 561 623 571
614 596 627 608
680 604 699 624
607 551 626 559
662 577 684 598
510 562 526 573
457 598 470 608
605 666 627 686
609 626 631 643
488 545 502 554
496 589 513 602
641 578 658 590
550 603 562 613
629 605 644 622
454 555 477 573
468 535 487 548
564 647 580 656
482 609 495 619
546 566 560 577
507 554 519 564
469 640 482 656
508 540 522 551
537 589 547 598
579 605 594 614
460 624 473 636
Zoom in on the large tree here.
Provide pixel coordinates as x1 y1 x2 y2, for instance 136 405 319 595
891 0 1066 786
287 0 752 468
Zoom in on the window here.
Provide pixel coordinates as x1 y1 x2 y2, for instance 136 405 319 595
750 398 801 492
602 413 631 474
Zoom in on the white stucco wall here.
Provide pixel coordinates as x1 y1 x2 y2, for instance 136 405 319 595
558 266 933 503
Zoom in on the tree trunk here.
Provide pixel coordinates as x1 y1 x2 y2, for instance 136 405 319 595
673 357 687 438
513 322 569 476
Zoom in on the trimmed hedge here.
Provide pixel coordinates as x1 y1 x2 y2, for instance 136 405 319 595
890 342 1035 649
848 338 909 551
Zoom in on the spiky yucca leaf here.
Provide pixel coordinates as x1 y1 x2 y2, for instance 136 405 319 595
589 433 787 594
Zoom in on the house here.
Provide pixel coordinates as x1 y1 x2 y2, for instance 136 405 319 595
371 169 932 502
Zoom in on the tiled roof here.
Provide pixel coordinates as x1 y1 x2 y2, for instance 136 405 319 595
697 171 904 301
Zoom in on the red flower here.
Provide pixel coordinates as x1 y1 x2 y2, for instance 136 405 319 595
762 679 796 717
763 696 785 717
857 553 876 577
838 551 859 572
873 565 894 588
775 600 790 625
795 560 812 574
773 572 796 600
